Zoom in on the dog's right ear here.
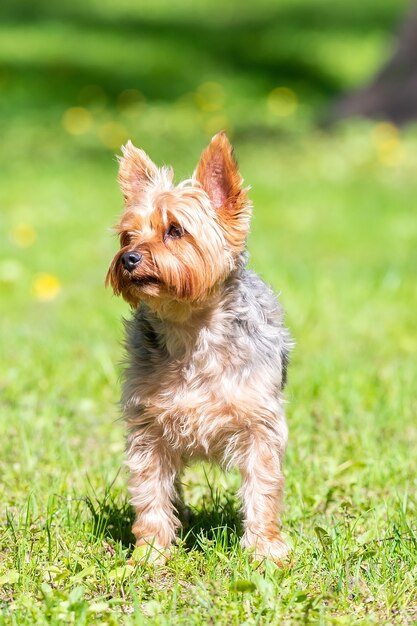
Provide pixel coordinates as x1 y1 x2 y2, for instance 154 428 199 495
194 131 251 253
118 141 158 205
193 131 242 211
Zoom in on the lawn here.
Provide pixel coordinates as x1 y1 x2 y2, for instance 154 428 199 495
1 0 417 624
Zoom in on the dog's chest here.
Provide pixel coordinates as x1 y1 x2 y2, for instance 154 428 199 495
129 318 281 453
142 348 259 454
123 292 287 454
146 323 256 408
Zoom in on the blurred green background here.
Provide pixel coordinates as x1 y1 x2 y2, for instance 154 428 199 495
1 1 417 622
1 0 414 333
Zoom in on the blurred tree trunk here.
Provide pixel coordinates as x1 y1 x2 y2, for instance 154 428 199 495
329 4 417 125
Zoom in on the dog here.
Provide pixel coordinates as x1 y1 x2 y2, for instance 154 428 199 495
106 132 292 563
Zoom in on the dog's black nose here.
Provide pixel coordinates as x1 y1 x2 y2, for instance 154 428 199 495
121 251 143 272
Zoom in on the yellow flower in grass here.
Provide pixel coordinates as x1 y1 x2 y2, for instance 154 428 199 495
32 273 61 301
10 223 37 248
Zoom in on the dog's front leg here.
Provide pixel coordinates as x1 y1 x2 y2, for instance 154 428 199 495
237 429 289 564
126 427 181 562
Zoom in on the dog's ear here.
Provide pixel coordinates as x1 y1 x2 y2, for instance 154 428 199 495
118 141 158 204
193 131 244 210
194 132 251 250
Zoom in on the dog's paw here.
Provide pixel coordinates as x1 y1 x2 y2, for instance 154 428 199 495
130 542 170 566
242 531 290 565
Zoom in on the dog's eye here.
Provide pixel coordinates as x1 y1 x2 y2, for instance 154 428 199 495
165 224 184 240
120 232 131 247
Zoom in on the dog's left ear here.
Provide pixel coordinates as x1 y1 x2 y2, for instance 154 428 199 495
194 131 251 249
194 131 243 210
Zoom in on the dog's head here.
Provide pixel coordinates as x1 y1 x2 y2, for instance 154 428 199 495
106 132 251 315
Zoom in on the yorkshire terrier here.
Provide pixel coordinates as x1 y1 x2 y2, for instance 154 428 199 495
106 132 292 563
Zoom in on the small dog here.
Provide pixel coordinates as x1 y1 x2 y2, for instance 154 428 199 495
106 132 292 562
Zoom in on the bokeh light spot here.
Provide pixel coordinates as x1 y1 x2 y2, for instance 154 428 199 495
372 122 405 167
195 82 225 112
10 223 37 248
62 107 93 135
372 121 398 144
97 121 129 149
32 273 61 301
267 87 298 117
117 89 145 115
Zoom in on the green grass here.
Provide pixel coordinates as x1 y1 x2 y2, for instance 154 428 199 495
1 0 417 624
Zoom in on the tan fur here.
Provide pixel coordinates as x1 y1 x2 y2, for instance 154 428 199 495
106 132 291 563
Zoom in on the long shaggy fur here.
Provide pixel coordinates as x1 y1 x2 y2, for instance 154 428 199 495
106 132 292 562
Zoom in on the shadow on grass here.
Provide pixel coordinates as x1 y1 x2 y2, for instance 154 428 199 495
84 481 242 553
84 490 136 548
181 490 243 552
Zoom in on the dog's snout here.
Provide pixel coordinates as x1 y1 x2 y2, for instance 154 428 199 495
121 251 143 272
